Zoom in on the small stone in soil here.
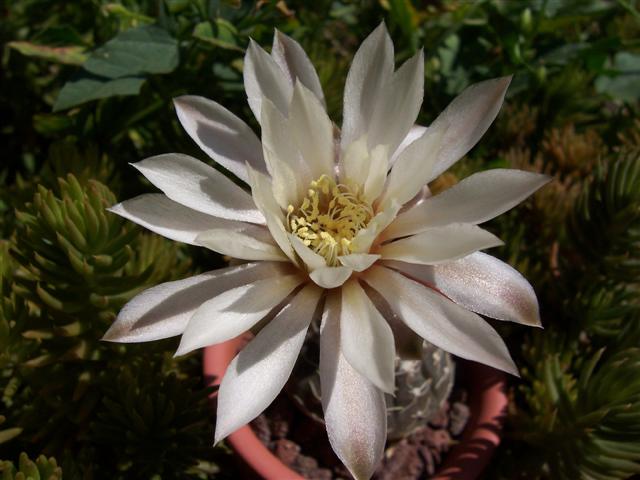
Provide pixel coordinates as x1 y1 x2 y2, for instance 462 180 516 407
275 439 300 465
377 440 423 480
295 455 333 480
252 414 271 446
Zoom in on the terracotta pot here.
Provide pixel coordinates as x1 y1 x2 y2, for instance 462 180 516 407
203 335 507 480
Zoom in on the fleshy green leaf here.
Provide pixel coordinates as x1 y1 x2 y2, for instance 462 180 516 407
83 25 179 79
53 74 145 111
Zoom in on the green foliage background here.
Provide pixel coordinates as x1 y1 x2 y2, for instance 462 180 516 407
1 0 640 478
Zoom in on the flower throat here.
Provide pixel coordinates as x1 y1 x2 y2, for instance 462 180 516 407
287 175 373 267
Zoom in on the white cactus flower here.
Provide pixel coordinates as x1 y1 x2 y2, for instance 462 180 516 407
104 24 549 479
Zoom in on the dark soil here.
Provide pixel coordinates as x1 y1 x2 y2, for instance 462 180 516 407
251 388 470 479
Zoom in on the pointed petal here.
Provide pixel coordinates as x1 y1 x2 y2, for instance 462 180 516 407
387 169 550 234
173 95 266 183
429 76 512 178
108 194 241 245
215 284 323 442
175 273 304 355
310 266 353 289
272 30 325 107
320 292 387 480
338 137 387 204
350 201 401 254
247 166 298 265
380 224 503 264
390 124 427 166
341 280 396 393
384 252 542 327
132 154 264 224
365 284 424 360
195 228 287 262
260 98 309 207
363 144 389 204
367 49 424 155
363 266 519 376
289 81 334 179
244 39 292 122
338 253 380 272
340 135 369 185
103 262 290 343
341 23 394 152
379 125 444 209
288 234 327 270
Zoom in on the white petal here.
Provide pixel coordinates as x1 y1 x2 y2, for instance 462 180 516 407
340 135 369 185
260 98 307 207
363 144 389 204
340 138 388 204
272 30 325 107
195 228 287 262
366 49 424 155
108 194 241 245
288 234 327 270
366 285 424 360
133 154 264 224
379 126 444 209
363 266 518 376
173 95 266 183
244 39 292 122
103 262 290 343
387 169 550 234
389 124 427 166
429 76 512 178
215 283 323 442
384 252 541 326
247 166 298 265
289 81 334 179
338 254 380 272
175 273 304 355
341 23 394 152
310 266 353 289
320 292 387 480
380 224 503 264
350 201 401 254
341 280 395 393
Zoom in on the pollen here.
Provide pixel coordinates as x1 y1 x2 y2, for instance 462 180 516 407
287 175 373 266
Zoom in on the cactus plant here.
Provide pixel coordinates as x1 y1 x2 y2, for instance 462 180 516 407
386 342 455 440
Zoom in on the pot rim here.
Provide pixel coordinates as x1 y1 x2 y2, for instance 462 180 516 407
203 334 507 480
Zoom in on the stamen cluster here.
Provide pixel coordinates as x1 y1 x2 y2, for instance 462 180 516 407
287 175 373 266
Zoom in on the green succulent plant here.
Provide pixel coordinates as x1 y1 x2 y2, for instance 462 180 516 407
518 338 640 479
567 149 640 285
4 174 194 457
0 452 62 480
89 356 223 479
11 174 190 326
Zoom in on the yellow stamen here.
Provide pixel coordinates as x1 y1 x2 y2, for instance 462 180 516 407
287 175 373 266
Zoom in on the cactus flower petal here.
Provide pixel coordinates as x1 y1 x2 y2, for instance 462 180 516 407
215 284 323 443
103 262 288 343
320 292 387 480
384 253 542 327
363 266 519 377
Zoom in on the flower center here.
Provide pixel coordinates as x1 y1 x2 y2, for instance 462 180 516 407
287 175 373 266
